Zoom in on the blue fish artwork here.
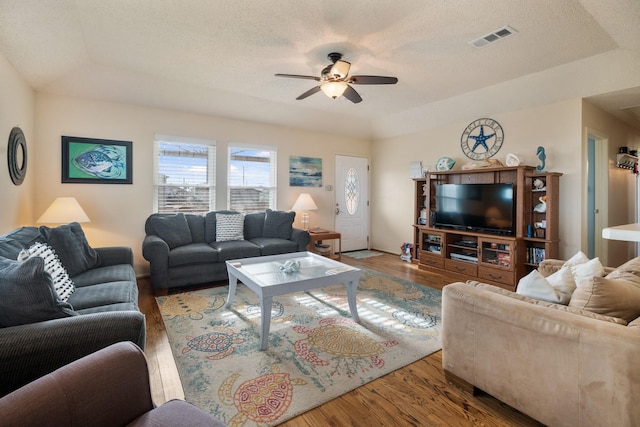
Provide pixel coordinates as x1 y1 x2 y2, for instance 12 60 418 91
72 145 126 179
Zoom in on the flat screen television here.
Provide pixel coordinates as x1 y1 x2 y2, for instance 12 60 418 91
433 183 515 235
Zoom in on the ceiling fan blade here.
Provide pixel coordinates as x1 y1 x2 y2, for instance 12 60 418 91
275 74 321 81
349 75 398 85
342 85 362 103
296 86 321 100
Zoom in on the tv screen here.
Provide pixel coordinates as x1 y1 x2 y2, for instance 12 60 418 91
434 183 515 235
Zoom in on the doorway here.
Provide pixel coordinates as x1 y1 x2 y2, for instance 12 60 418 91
586 131 609 264
334 155 369 252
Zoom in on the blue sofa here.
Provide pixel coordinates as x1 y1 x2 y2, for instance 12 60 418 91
142 209 310 293
0 223 145 397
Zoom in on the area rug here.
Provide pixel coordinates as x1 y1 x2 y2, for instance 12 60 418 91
156 268 442 426
341 250 385 259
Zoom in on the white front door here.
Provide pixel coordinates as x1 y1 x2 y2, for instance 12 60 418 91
335 155 369 252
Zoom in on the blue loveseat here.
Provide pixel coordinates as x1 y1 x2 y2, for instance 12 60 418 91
142 209 310 293
0 223 145 397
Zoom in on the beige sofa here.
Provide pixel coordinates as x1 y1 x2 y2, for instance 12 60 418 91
442 258 640 427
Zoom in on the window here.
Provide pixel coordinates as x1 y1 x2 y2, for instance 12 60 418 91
228 145 276 213
154 136 215 213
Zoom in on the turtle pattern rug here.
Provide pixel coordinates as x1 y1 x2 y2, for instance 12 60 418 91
157 268 442 427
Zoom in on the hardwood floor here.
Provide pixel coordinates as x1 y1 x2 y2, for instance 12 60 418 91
139 252 543 426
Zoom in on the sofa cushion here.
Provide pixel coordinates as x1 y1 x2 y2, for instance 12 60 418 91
244 211 266 239
149 214 192 249
67 281 139 311
72 264 137 288
607 256 640 280
210 240 261 262
249 237 298 256
168 243 219 267
0 226 42 259
263 209 295 239
19 242 75 302
568 274 640 322
184 214 206 243
215 212 245 241
39 222 100 277
0 256 77 327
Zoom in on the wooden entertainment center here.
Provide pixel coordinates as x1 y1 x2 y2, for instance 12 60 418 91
412 166 561 291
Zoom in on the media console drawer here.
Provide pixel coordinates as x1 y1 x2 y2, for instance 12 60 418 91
478 266 513 286
419 252 444 269
445 258 478 276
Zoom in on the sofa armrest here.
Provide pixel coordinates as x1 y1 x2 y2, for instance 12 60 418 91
142 235 170 291
95 246 134 267
0 342 154 427
0 311 146 396
538 258 565 276
290 228 310 251
442 281 640 427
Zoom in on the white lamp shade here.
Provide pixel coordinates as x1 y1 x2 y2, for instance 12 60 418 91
291 193 318 211
37 197 90 224
321 81 348 99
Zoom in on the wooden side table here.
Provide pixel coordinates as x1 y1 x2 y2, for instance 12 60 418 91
308 230 341 260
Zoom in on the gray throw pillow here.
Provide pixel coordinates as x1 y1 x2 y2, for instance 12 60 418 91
150 213 193 249
263 209 295 239
39 222 100 277
0 256 77 327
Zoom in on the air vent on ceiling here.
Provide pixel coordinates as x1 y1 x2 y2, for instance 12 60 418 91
470 26 517 48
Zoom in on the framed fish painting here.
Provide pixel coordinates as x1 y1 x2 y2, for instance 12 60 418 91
61 136 133 184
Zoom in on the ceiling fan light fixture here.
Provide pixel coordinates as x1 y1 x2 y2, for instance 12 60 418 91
321 81 348 99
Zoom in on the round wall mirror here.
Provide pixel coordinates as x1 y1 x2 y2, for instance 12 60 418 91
7 126 27 185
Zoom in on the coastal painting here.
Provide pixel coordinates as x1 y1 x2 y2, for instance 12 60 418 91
289 156 322 187
62 136 133 184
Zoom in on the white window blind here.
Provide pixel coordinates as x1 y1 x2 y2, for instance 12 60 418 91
228 145 277 213
154 137 216 213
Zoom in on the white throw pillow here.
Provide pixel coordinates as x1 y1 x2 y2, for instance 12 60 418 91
516 266 576 304
215 213 245 241
563 250 590 268
18 242 75 302
571 257 605 285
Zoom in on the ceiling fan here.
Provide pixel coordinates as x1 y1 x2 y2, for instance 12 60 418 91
275 52 398 103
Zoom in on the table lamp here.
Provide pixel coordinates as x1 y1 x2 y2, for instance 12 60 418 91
291 193 318 231
37 197 91 224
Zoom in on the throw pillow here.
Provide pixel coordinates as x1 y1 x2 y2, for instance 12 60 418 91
570 257 605 285
516 266 575 304
149 213 193 249
18 242 75 302
562 250 590 267
215 213 245 241
39 222 100 277
0 256 77 327
569 276 640 322
263 209 295 239
607 256 640 280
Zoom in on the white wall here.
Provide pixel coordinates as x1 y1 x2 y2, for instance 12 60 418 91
33 93 370 274
371 99 584 260
0 52 34 230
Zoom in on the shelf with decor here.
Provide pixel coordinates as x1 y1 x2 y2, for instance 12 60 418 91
411 166 561 291
522 172 561 270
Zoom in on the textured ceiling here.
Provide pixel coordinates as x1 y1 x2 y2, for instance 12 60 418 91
0 0 639 138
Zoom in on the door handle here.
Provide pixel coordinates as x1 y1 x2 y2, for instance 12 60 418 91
336 203 341 215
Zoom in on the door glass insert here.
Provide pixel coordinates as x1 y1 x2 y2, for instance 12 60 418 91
344 167 359 215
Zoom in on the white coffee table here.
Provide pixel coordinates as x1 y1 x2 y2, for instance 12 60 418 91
225 251 361 350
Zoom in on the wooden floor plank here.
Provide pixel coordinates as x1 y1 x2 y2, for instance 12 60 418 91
139 252 543 426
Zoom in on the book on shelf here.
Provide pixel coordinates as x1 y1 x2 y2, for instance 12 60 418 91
527 247 546 265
